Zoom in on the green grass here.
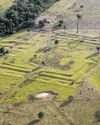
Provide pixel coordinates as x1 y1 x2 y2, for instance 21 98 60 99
89 63 100 89
0 0 14 13
0 31 100 104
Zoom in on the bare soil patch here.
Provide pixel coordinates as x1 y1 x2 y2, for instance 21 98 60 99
29 91 58 101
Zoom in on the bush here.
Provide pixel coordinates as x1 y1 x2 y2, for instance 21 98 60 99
39 20 45 28
42 61 45 65
0 47 4 54
0 47 10 54
34 54 37 58
58 20 64 27
80 5 84 8
55 40 59 44
38 112 44 119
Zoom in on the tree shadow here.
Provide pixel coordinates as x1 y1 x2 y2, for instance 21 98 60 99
28 119 40 125
95 110 100 122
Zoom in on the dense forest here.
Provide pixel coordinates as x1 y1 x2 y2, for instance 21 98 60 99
0 0 58 35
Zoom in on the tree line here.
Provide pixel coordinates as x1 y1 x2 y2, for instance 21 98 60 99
0 0 59 35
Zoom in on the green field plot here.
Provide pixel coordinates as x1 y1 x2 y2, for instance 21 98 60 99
89 63 100 89
0 31 100 104
0 74 22 93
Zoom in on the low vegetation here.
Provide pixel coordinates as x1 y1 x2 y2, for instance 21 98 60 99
0 0 100 125
0 31 99 104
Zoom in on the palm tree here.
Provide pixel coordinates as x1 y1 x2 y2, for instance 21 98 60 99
76 14 82 33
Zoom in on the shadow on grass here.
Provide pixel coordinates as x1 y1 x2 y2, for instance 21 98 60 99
95 110 100 122
28 119 40 125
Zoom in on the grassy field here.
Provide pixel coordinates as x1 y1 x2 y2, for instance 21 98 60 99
0 0 14 13
0 30 99 104
89 64 100 89
0 1 100 124
37 0 100 35
41 0 100 21
0 25 100 125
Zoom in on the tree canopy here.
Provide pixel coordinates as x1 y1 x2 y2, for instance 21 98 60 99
0 0 58 35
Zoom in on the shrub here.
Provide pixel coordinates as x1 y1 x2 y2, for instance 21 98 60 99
80 5 84 8
58 20 64 27
39 20 45 28
38 112 44 119
42 61 45 65
55 40 59 44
